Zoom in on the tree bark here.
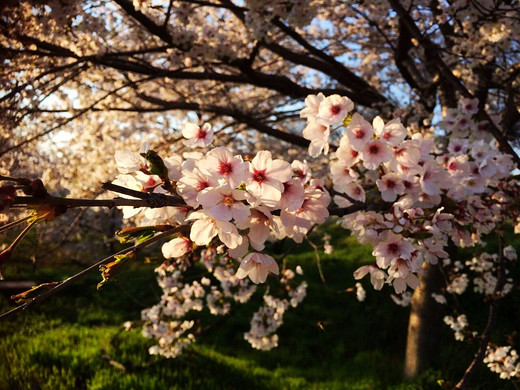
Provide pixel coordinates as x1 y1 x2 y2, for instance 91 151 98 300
403 263 445 379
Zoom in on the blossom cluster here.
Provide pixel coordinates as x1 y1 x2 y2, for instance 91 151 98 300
298 94 516 294
245 268 307 350
142 236 307 355
441 246 517 302
113 123 329 286
484 345 520 380
112 94 519 366
142 247 256 357
443 314 469 341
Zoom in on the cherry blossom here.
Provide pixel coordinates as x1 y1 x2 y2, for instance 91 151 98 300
198 147 248 189
182 122 214 148
197 187 250 224
162 237 192 259
246 151 292 207
186 210 243 249
316 94 354 126
235 252 280 284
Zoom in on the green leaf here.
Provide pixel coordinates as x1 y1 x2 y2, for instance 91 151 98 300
140 150 169 181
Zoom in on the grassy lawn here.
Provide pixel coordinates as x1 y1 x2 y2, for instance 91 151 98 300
0 229 518 389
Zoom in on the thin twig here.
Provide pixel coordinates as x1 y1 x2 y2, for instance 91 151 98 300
453 234 506 389
0 227 181 321
305 235 330 291
0 214 33 233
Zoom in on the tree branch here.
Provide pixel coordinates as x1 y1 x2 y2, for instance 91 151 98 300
388 0 520 169
0 227 182 322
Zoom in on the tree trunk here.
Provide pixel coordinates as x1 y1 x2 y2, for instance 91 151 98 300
403 263 445 379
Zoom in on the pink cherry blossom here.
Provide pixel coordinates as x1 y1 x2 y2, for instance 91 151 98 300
299 92 325 121
240 207 275 251
420 160 451 195
187 210 243 249
376 173 405 202
302 120 330 157
246 151 292 207
235 252 279 284
330 159 359 192
114 150 147 174
448 139 468 155
374 117 407 146
354 264 386 290
176 167 217 207
163 154 183 181
279 178 305 212
182 122 214 148
361 139 393 170
162 237 192 258
336 136 361 167
291 160 311 184
198 147 248 188
461 98 479 116
316 94 354 126
197 187 250 224
391 140 421 172
346 113 373 151
373 232 413 268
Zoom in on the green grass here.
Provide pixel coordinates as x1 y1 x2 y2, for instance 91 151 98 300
0 226 518 389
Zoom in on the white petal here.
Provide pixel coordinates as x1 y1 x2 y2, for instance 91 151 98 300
190 219 217 245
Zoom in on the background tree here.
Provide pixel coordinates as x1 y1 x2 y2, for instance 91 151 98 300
1 0 519 383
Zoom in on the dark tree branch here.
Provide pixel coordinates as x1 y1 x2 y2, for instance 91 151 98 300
388 0 520 169
136 93 311 148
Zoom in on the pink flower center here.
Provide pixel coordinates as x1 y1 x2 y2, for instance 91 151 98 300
197 180 210 191
252 170 266 183
387 242 399 254
295 169 306 181
454 145 461 152
196 128 207 140
354 129 365 139
145 177 157 188
219 161 233 175
383 131 391 140
368 143 380 155
386 179 396 189
222 195 234 206
330 105 341 115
